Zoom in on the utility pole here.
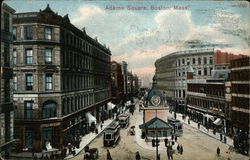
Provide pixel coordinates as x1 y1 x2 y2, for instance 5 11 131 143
155 109 159 160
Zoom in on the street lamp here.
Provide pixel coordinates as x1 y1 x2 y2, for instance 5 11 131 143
151 109 160 160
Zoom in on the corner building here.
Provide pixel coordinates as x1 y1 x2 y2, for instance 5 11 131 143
155 48 214 113
13 5 111 153
0 3 15 158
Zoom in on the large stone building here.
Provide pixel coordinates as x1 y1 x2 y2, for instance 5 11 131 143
0 3 15 159
230 56 249 155
12 5 111 154
155 48 214 113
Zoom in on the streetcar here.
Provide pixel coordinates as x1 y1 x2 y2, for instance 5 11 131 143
118 113 130 128
103 121 120 147
168 118 183 136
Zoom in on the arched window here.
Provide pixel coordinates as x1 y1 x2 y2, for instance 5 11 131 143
42 101 57 119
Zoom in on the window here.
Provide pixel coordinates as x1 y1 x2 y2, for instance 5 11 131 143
187 58 190 65
24 101 34 119
13 27 17 40
204 68 207 75
111 64 115 70
198 57 201 65
198 69 202 75
41 127 52 149
44 27 52 40
178 59 181 66
26 74 33 91
111 73 116 79
204 57 207 64
24 127 34 148
13 75 17 91
192 58 196 64
42 102 57 119
44 48 52 64
4 12 9 31
25 26 33 40
209 57 213 64
25 48 33 64
182 59 185 65
13 49 17 64
45 74 53 90
150 130 155 137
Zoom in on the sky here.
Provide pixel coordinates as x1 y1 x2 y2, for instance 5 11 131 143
5 0 250 85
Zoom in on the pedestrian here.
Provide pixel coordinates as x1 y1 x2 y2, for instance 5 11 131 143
101 124 103 130
135 151 141 160
198 122 200 129
157 154 160 160
177 144 180 153
188 119 190 124
175 136 177 142
107 149 112 160
180 145 183 155
171 134 174 141
164 138 168 147
217 147 220 156
220 133 223 141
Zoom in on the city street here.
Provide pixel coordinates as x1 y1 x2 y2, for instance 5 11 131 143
70 100 248 160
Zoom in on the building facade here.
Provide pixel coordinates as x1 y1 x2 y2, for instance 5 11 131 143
186 70 232 137
230 56 249 155
12 5 111 153
0 3 15 158
111 61 123 104
155 48 214 113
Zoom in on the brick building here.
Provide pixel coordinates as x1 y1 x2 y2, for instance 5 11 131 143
111 61 123 103
214 50 246 70
230 56 249 155
186 68 232 136
0 2 15 158
12 5 111 154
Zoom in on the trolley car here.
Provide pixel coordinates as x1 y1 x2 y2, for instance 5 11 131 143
118 113 130 128
103 121 120 147
168 118 183 136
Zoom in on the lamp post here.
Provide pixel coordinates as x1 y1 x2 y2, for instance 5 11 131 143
155 109 159 160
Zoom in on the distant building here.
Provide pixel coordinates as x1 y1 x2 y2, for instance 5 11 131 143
132 74 139 96
121 61 128 96
214 50 246 70
155 48 214 113
12 5 111 154
111 61 123 103
230 56 249 155
0 3 15 159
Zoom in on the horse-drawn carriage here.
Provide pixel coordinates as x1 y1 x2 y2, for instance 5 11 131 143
84 146 99 160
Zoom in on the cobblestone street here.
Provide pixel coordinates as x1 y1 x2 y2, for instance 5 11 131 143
71 101 248 160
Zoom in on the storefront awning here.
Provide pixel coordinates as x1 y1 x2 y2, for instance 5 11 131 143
203 114 214 121
85 112 96 125
107 102 116 110
213 118 222 126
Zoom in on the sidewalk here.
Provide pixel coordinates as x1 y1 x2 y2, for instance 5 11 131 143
66 118 115 159
171 112 234 147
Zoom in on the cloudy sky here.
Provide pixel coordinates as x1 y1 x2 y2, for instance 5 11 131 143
6 0 250 83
